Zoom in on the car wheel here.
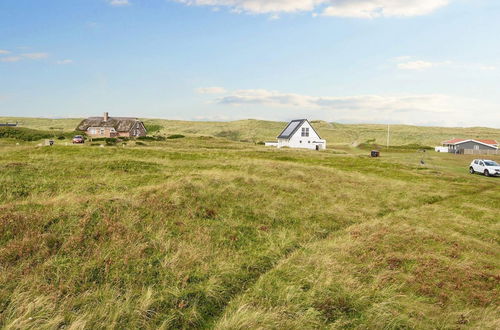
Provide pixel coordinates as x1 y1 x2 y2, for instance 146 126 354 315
469 167 475 174
484 170 490 177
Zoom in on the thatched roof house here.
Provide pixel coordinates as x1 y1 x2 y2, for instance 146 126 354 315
77 112 147 138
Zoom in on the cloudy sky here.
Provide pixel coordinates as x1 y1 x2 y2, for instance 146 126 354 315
0 0 499 127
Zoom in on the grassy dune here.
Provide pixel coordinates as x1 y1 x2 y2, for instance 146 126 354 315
0 133 499 329
2 117 500 146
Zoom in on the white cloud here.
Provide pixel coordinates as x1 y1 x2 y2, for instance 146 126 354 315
323 0 451 18
478 65 496 71
196 86 228 94
177 0 324 13
0 50 10 55
215 89 457 113
397 60 436 70
56 59 74 65
108 0 130 6
394 56 496 71
173 0 452 17
22 53 49 60
209 88 497 127
0 56 22 63
0 51 50 63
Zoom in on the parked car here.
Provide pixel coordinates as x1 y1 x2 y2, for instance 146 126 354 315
469 159 500 177
72 135 85 144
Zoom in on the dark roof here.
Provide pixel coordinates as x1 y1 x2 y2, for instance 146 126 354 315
77 117 143 132
277 119 322 139
277 119 306 139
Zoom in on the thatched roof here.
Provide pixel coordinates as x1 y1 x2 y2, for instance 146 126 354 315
77 117 142 132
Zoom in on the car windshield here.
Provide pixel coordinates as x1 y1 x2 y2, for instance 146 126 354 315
74 136 83 138
484 161 499 166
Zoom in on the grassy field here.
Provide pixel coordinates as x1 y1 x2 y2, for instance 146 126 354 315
2 116 500 147
0 122 499 329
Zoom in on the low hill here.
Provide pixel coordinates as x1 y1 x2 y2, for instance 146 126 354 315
2 117 499 146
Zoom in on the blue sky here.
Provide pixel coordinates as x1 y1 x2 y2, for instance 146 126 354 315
0 0 499 127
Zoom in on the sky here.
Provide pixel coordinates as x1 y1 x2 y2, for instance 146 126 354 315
0 0 499 127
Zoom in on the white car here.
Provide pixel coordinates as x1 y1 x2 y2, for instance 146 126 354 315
469 159 500 177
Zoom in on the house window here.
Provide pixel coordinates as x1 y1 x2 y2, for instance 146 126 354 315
474 145 479 150
100 128 104 135
301 127 309 137
299 140 302 143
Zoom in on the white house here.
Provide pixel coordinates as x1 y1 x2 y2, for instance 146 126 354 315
267 119 326 150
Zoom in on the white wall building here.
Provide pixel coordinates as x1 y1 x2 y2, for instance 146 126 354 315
268 119 326 150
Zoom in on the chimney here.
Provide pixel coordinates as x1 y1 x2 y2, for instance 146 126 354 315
103 112 109 121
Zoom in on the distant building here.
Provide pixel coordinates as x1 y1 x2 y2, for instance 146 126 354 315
77 112 147 138
441 138 498 154
0 122 18 127
266 119 326 150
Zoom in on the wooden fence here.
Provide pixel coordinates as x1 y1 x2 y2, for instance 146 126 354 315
463 149 499 155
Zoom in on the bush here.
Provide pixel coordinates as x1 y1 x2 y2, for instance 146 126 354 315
0 127 81 141
167 134 185 139
105 138 117 145
138 135 166 141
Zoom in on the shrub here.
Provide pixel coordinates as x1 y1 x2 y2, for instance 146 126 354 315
138 135 166 141
167 134 185 139
0 127 81 141
105 138 117 145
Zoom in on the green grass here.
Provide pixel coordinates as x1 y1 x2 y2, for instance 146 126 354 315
2 116 500 146
0 122 499 329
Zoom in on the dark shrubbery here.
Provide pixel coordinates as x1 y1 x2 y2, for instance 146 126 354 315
137 135 166 141
0 127 81 141
167 134 185 139
105 138 117 145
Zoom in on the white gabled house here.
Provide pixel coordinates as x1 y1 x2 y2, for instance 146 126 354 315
267 119 326 150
